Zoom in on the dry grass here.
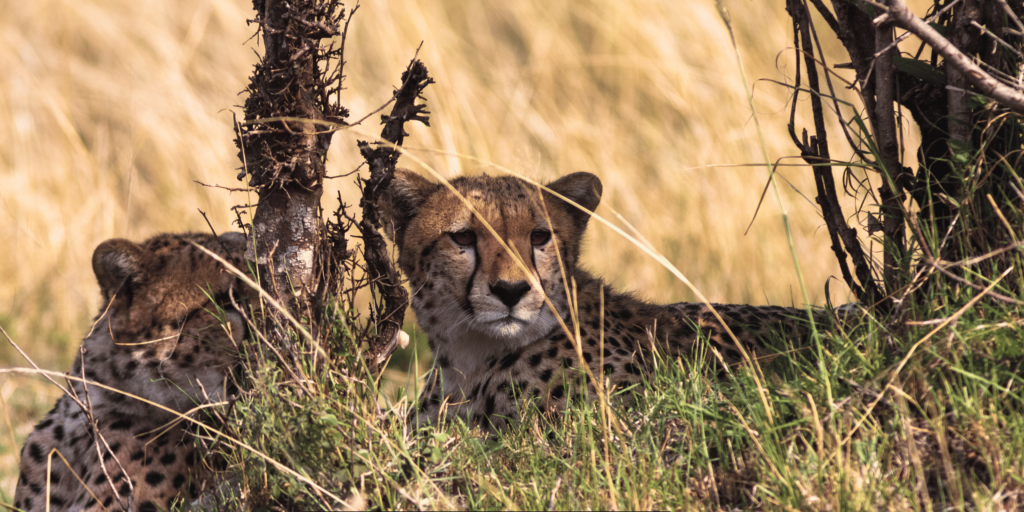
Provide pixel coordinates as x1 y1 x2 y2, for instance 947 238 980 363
0 0 924 498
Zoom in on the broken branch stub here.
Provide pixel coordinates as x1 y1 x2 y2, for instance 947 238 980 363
235 0 349 311
359 59 434 373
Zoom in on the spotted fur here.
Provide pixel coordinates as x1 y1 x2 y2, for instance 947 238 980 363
14 232 249 512
379 170 835 431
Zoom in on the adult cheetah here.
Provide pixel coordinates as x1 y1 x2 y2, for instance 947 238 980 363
14 232 248 512
378 170 840 431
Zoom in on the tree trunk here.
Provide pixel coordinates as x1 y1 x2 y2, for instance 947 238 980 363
236 0 347 316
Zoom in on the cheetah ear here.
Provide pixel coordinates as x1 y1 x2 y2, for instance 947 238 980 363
378 168 440 242
92 239 149 302
545 172 603 230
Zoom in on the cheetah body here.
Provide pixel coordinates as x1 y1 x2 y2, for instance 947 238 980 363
14 233 247 512
379 170 828 430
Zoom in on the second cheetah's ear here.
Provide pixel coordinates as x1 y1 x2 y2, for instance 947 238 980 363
93 239 149 303
545 172 603 230
378 169 440 242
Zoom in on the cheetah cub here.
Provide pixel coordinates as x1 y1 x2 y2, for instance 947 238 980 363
379 170 836 431
14 233 248 512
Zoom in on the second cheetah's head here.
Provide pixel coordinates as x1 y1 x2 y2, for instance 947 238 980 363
379 170 602 359
89 232 251 412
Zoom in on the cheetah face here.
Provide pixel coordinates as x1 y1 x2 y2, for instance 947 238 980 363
380 170 601 359
436 200 554 342
87 232 252 414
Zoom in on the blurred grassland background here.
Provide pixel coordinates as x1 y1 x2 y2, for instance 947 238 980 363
0 0 924 496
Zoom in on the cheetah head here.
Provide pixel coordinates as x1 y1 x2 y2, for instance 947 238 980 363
88 232 251 413
379 170 602 361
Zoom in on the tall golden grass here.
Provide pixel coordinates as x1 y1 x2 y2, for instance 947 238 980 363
0 0 922 496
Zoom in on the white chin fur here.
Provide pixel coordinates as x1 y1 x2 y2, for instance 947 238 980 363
480 318 526 338
415 269 568 371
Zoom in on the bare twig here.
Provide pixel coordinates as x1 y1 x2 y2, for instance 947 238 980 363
971 20 1024 59
995 0 1024 35
871 0 961 61
194 180 251 193
349 97 398 128
928 260 1024 304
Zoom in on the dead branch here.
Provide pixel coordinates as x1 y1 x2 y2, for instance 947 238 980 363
787 0 888 310
883 0 1024 114
357 58 434 373
875 8 907 291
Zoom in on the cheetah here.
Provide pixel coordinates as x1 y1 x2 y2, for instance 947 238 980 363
378 170 839 431
14 232 249 512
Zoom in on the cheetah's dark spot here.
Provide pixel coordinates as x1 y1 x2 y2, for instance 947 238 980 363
109 418 133 431
160 452 177 465
499 351 521 370
550 385 565 400
145 471 165 486
437 354 451 369
27 443 44 464
527 352 544 367
539 368 554 383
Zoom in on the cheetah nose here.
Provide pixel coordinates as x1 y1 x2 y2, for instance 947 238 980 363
489 280 532 308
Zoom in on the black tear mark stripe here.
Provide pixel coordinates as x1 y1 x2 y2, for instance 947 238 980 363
532 239 549 316
463 241 480 315
420 240 438 270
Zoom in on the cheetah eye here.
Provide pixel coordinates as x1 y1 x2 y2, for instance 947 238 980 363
449 230 477 246
530 230 552 246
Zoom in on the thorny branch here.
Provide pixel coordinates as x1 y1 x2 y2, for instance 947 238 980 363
235 0 350 318
358 58 434 373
